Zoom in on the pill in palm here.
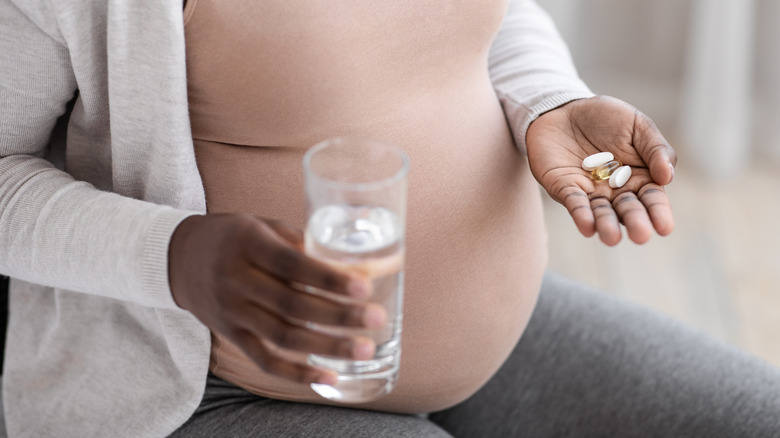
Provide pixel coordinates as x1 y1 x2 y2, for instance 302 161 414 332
581 152 615 171
608 165 632 188
590 160 622 181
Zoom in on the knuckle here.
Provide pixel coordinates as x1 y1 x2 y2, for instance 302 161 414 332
550 182 574 203
271 248 300 276
227 213 260 240
621 206 645 219
563 190 588 206
338 339 355 357
319 273 342 293
646 142 668 159
638 186 664 200
644 202 669 211
204 277 239 316
234 212 259 228
634 110 657 133
270 325 296 350
254 351 285 377
593 210 615 220
592 205 613 215
569 205 591 216
338 306 362 327
233 332 310 383
256 356 280 375
612 192 636 208
276 293 301 319
231 329 268 362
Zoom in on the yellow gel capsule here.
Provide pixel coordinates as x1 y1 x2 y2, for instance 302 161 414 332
591 160 622 181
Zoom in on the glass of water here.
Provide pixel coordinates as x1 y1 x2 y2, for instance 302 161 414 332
303 137 409 403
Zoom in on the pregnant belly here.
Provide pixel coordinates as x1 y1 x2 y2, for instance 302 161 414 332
196 80 548 413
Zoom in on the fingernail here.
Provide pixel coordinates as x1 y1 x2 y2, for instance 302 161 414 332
363 305 387 329
668 162 675 183
348 278 371 299
352 339 375 360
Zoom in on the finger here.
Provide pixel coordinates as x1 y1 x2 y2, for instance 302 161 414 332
560 186 596 237
632 110 677 185
234 333 339 385
590 195 622 246
638 185 675 236
245 270 387 329
265 219 305 250
248 222 371 299
247 304 377 360
612 191 653 244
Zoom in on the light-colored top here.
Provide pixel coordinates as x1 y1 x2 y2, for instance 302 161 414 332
0 0 592 436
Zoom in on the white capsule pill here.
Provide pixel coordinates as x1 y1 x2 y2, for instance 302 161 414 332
608 165 632 188
582 152 615 171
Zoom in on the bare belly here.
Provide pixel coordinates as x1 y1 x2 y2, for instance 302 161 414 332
195 75 549 413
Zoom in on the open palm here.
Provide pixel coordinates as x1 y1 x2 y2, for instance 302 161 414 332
527 96 677 245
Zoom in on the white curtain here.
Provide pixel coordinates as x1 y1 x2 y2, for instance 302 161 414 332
537 0 778 179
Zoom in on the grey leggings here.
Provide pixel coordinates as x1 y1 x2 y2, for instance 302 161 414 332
170 272 780 437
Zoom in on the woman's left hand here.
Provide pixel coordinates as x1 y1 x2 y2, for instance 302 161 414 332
526 95 677 245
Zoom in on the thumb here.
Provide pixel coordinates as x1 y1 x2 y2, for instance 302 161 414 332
633 111 677 186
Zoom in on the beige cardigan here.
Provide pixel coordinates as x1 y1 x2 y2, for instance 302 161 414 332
0 0 592 436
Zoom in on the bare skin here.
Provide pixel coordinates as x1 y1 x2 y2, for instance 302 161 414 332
527 95 677 246
168 95 676 388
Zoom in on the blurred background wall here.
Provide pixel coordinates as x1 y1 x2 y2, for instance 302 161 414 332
535 0 780 367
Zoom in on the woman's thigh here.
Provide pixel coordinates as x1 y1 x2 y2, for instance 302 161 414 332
429 271 780 438
170 374 452 438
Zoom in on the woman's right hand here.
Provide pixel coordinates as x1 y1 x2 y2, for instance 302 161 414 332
168 214 386 386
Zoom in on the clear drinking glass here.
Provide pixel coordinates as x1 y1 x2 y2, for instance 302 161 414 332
303 137 409 403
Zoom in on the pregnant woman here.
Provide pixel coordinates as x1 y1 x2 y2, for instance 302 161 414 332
1 0 779 437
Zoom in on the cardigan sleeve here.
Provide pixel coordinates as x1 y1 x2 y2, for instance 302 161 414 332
489 0 595 153
0 0 195 310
